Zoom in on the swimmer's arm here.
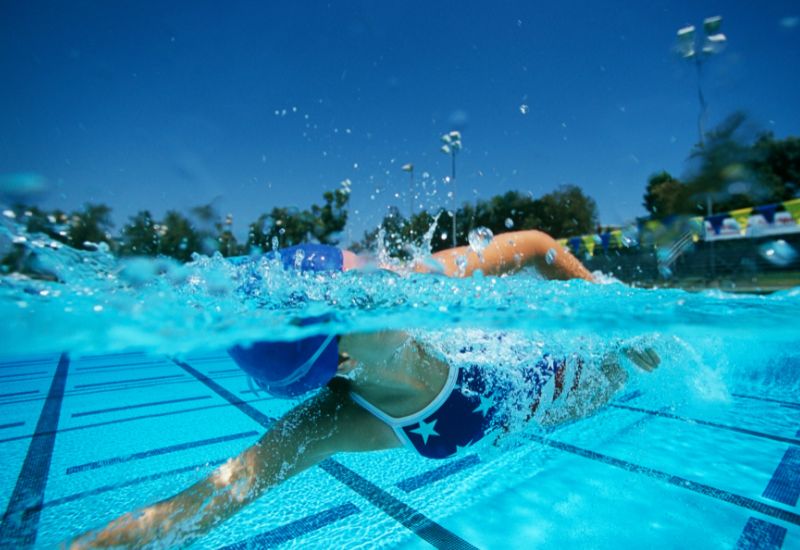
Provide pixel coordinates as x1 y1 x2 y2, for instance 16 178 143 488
67 387 399 549
424 230 594 281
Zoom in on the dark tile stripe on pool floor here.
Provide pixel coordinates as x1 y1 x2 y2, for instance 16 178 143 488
0 390 39 400
396 455 481 493
526 434 800 526
65 431 259 475
762 447 800 507
0 421 25 430
610 403 800 447
0 371 47 379
74 360 172 371
73 374 186 389
0 353 69 549
732 394 800 408
219 503 361 550
736 517 787 549
174 357 478 550
32 459 227 512
0 397 274 445
71 395 212 417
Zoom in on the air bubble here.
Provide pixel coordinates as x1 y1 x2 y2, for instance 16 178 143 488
519 104 529 115
504 218 514 229
468 227 494 253
759 240 798 267
545 248 557 265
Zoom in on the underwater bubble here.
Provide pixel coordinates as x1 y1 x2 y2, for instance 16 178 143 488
468 227 494 254
759 240 798 267
504 218 514 229
545 248 557 265
519 104 529 115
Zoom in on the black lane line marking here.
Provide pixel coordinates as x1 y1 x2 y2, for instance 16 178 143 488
0 390 39 399
73 374 184 389
0 397 275 445
32 459 227 512
735 517 787 549
220 503 361 550
319 460 478 550
780 404 800 411
610 404 800 447
0 371 245 407
208 368 243 375
0 371 47 379
172 359 276 427
0 353 69 549
71 395 212 417
396 455 481 493
75 360 170 371
0 422 24 431
732 394 800 408
526 434 800 526
616 390 642 403
0 358 57 369
174 358 476 550
65 431 259 475
763 447 800 507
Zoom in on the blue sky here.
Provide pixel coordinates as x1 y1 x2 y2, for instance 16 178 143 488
1 1 799 243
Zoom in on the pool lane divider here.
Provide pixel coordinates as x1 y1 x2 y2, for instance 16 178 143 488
526 434 800 526
0 353 70 549
172 357 478 550
610 403 800 447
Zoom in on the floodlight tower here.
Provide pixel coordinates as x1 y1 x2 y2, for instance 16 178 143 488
676 15 727 148
440 130 462 247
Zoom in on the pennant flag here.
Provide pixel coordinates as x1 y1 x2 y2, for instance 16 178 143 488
609 230 623 248
706 213 727 235
783 198 800 224
582 236 596 256
556 238 568 249
569 237 582 254
754 203 778 224
600 232 611 252
729 207 753 235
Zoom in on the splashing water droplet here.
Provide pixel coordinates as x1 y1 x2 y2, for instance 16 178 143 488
440 232 448 241
519 104 529 115
504 218 514 229
271 237 279 251
468 227 494 253
545 248 557 265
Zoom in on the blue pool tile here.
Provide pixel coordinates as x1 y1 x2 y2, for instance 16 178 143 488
64 430 259 474
736 517 787 550
0 354 69 549
220 502 361 549
762 447 800 507
396 454 481 493
71 394 212 417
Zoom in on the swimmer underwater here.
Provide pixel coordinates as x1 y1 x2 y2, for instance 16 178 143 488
66 229 660 549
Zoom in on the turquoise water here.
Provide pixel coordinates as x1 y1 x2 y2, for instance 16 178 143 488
1 231 799 548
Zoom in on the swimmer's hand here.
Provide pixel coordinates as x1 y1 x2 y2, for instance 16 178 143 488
622 347 660 372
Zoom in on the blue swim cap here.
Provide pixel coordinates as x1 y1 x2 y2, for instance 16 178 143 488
228 331 339 398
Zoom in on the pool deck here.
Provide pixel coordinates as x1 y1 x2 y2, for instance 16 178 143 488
0 351 797 549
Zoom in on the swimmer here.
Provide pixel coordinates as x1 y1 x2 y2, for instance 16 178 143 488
67 230 660 549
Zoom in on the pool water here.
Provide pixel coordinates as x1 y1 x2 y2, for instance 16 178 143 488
0 244 799 548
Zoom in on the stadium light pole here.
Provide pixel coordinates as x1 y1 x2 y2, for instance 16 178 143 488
676 15 727 152
440 131 462 247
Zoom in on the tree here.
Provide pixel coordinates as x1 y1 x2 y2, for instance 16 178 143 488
119 210 159 256
67 203 114 250
750 133 800 202
532 185 599 238
159 210 199 262
643 171 686 217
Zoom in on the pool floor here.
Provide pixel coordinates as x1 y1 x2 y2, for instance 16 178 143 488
0 351 797 548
